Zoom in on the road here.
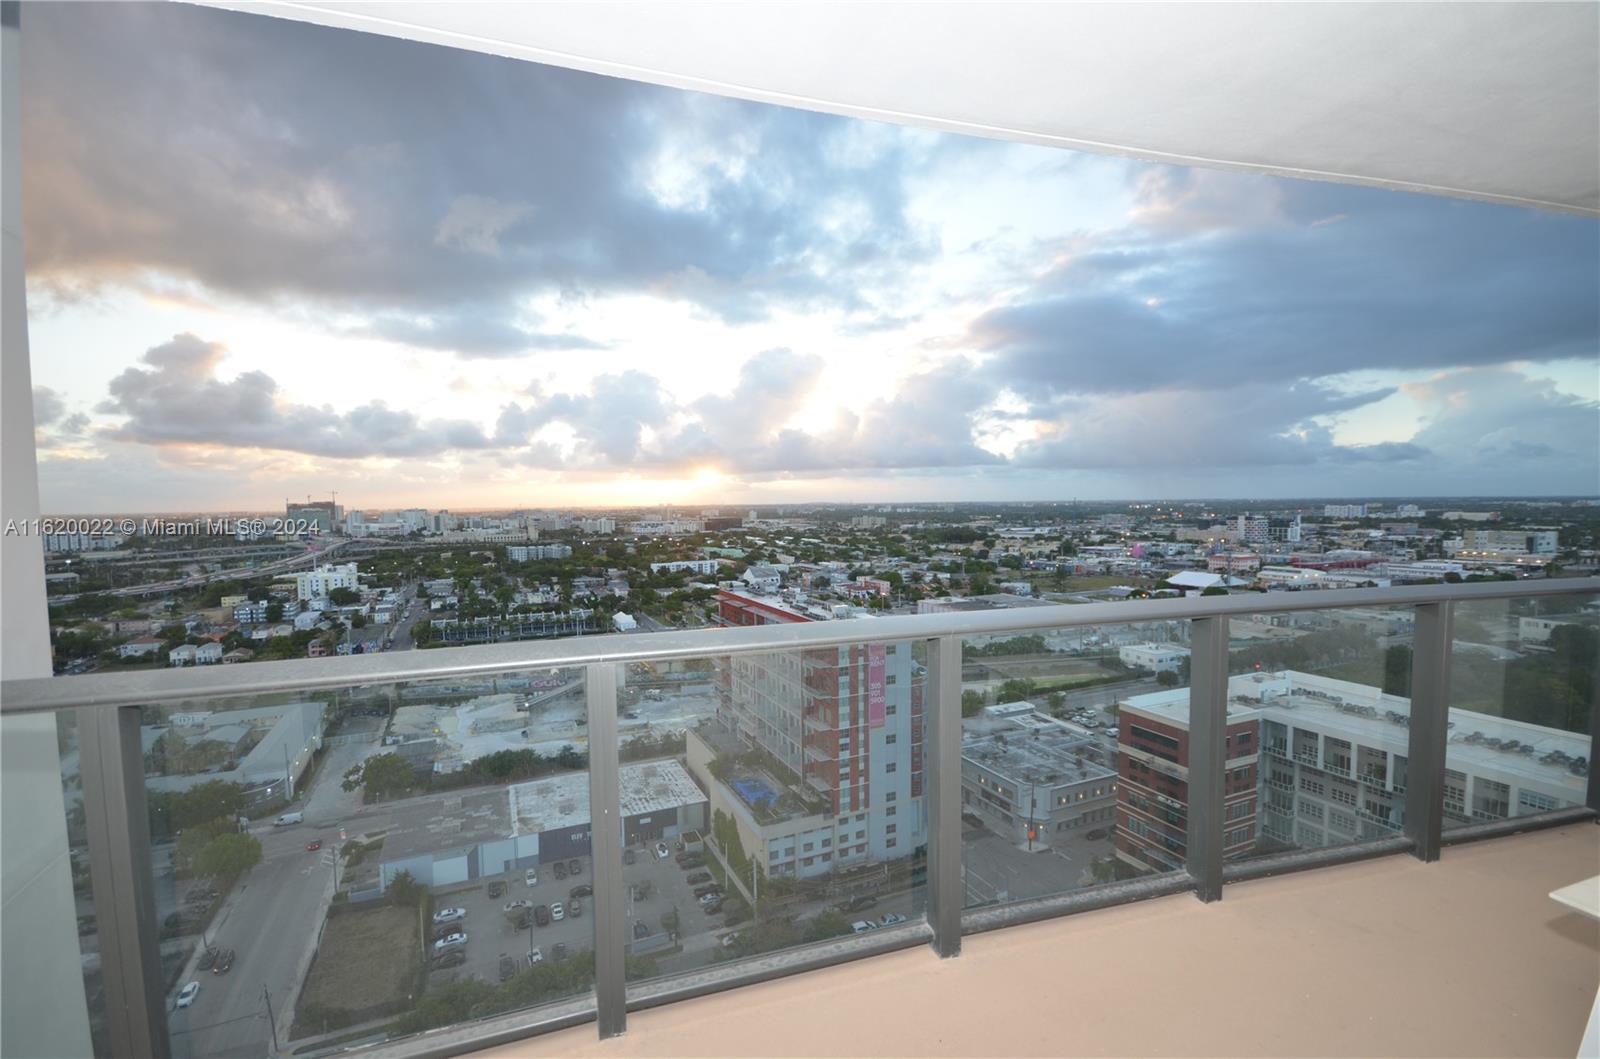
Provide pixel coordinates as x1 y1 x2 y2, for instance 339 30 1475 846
53 539 351 604
168 734 379 1058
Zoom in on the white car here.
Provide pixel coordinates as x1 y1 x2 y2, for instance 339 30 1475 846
431 907 466 924
432 932 467 952
175 981 200 1009
879 913 907 927
525 868 538 886
654 841 670 860
850 920 878 934
551 901 565 921
527 947 543 965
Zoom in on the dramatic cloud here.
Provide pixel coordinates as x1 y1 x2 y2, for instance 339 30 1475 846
22 2 936 351
18 4 1600 507
970 177 1599 395
100 334 493 458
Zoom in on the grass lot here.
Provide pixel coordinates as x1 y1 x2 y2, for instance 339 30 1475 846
971 655 1119 683
1033 574 1146 592
292 902 420 1038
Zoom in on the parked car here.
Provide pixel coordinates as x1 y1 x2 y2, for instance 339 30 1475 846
568 899 581 919
850 920 878 934
676 853 705 869
552 943 568 962
487 880 506 899
432 933 467 953
498 955 518 982
551 901 565 922
632 921 652 939
698 891 724 906
432 950 466 970
654 842 671 860
526 947 543 966
553 861 567 880
623 848 637 865
525 868 538 887
503 899 532 914
212 948 235 974
432 908 466 925
702 898 724 915
878 913 907 927
686 872 712 885
175 981 200 1009
196 948 218 971
534 905 551 927
569 884 593 899
1085 828 1110 841
567 858 581 876
694 884 723 899
304 840 322 852
842 895 878 913
720 933 741 949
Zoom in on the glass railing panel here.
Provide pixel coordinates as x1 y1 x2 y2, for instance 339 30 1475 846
1229 604 1413 858
141 669 592 1058
618 636 927 992
1 710 104 1056
959 620 1192 907
1443 593 1597 830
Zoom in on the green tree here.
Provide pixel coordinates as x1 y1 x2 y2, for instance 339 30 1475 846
388 870 424 906
1156 670 1180 687
805 909 852 941
265 601 285 622
349 753 419 801
961 689 985 718
195 832 262 880
995 677 1036 702
327 586 361 606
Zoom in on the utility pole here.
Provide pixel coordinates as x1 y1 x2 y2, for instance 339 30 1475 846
262 984 280 1052
284 745 294 801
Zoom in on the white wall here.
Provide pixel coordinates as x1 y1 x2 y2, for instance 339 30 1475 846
0 6 95 1052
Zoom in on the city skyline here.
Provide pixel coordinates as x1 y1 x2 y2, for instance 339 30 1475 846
21 3 1600 513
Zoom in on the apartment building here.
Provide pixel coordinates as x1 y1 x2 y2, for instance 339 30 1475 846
294 562 360 599
1114 694 1261 874
686 588 926 879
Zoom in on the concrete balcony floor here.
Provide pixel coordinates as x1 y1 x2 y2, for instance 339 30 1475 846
484 823 1598 1058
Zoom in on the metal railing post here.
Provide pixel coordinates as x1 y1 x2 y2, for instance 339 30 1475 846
79 705 170 1059
585 663 626 1038
925 635 963 957
1405 601 1454 862
1186 616 1228 902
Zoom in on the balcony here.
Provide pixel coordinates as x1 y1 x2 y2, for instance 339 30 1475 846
2 578 1596 1058
474 824 1599 1059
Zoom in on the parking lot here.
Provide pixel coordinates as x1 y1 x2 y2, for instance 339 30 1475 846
425 856 597 988
619 843 734 966
962 826 1115 905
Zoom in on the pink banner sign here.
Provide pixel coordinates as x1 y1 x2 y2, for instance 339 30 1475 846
867 644 887 728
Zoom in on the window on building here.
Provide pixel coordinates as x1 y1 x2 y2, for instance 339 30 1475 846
886 838 896 849
885 791 896 802
885 734 897 744
885 762 897 773
886 805 896 817
855 830 865 840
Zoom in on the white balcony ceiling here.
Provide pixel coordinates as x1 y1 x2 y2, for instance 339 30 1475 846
207 1 1599 215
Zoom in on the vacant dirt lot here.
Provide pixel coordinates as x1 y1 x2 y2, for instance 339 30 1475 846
295 902 419 1029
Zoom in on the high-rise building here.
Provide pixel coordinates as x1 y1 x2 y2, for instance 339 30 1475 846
684 588 925 878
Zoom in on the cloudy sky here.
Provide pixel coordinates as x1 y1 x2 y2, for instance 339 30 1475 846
21 3 1600 513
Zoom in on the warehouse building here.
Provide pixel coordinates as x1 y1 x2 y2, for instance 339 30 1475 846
378 759 708 891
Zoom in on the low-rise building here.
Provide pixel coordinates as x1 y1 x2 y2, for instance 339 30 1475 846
961 711 1118 847
1118 643 1190 673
